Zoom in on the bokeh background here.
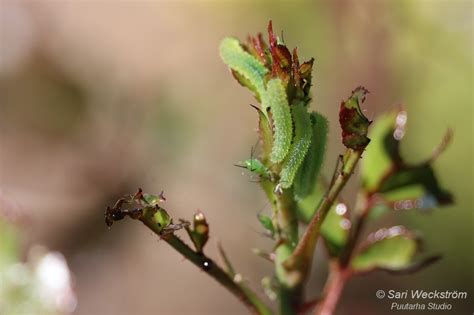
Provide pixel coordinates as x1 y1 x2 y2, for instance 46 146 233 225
0 1 472 314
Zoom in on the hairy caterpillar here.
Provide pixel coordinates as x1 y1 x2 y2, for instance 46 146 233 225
219 38 268 107
267 78 293 164
279 103 312 189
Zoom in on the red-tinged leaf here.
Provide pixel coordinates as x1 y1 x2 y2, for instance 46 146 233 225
292 47 301 89
274 45 292 69
246 33 269 65
339 86 371 150
351 226 421 273
299 58 314 96
268 20 277 53
256 33 269 62
383 255 441 275
352 226 441 275
267 21 291 81
299 58 314 80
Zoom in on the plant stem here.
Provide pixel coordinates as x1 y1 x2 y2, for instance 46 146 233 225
315 262 351 315
339 192 371 267
276 188 299 246
314 194 369 315
139 215 273 315
285 149 363 281
274 188 302 315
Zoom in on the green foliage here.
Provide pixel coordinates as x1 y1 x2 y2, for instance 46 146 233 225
252 105 273 163
294 112 328 199
142 193 164 206
320 203 350 257
351 226 419 273
361 110 453 212
105 21 456 315
295 180 326 223
279 103 312 189
361 112 397 191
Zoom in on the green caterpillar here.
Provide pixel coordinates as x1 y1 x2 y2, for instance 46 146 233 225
219 38 268 105
267 78 293 164
279 103 312 189
294 112 328 198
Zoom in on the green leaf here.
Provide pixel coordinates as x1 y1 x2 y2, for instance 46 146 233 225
361 111 398 191
339 86 371 150
351 226 419 273
295 180 325 223
279 103 312 189
294 112 328 198
321 203 351 257
267 78 293 163
252 105 273 164
219 37 268 105
275 243 296 287
258 214 275 237
142 193 163 206
379 165 452 203
361 110 453 211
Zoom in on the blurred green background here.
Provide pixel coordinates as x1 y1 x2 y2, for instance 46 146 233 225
0 1 472 314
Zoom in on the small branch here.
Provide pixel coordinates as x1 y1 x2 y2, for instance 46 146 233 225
314 263 351 315
285 149 363 280
273 187 302 314
428 128 453 163
217 241 237 276
138 215 273 315
339 192 371 267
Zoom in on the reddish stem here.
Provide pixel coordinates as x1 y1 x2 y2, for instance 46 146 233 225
315 264 351 315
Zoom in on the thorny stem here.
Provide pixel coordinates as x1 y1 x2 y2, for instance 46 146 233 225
285 149 363 281
138 212 273 315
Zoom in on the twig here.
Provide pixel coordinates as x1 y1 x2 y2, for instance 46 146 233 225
314 263 351 315
284 149 363 280
136 209 273 315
